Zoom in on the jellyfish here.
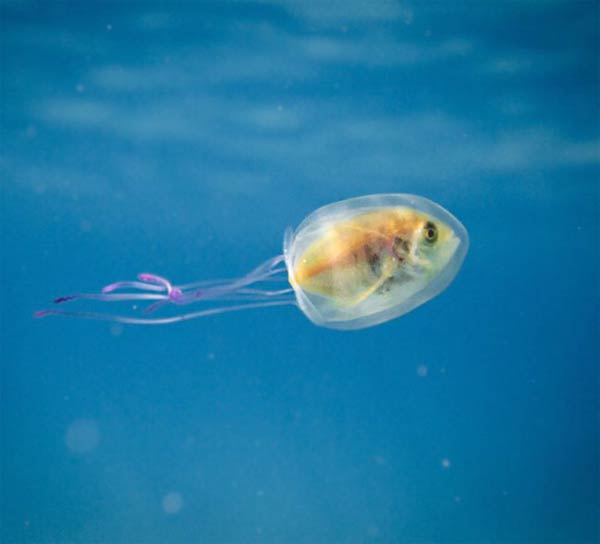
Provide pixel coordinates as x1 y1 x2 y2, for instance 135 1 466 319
34 194 469 330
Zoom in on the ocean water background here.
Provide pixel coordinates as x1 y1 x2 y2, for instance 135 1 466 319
1 1 598 542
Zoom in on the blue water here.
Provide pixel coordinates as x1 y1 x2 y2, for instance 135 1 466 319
1 1 598 542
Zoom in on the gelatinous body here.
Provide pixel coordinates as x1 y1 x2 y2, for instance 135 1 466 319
285 194 468 329
35 194 468 330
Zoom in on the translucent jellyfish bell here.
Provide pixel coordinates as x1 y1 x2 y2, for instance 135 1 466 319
35 194 468 330
284 194 469 330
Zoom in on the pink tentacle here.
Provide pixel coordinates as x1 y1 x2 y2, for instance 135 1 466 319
54 293 167 304
35 254 293 324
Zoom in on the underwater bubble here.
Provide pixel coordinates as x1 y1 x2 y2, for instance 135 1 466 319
416 364 428 377
65 419 100 454
373 454 386 466
441 458 451 469
162 492 183 514
367 524 381 538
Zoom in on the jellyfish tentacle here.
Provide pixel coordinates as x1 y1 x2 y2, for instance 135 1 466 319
54 295 79 304
137 273 175 291
176 255 287 292
167 255 288 304
54 292 167 304
236 287 294 297
142 300 171 314
34 300 294 325
102 280 166 293
34 254 295 324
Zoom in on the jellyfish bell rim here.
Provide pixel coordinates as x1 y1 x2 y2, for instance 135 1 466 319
283 193 470 330
284 226 324 327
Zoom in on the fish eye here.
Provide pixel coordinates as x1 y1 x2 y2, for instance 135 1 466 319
423 222 438 244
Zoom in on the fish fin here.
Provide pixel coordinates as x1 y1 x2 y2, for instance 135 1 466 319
346 257 395 307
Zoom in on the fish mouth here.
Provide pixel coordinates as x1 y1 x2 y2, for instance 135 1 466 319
434 233 460 272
